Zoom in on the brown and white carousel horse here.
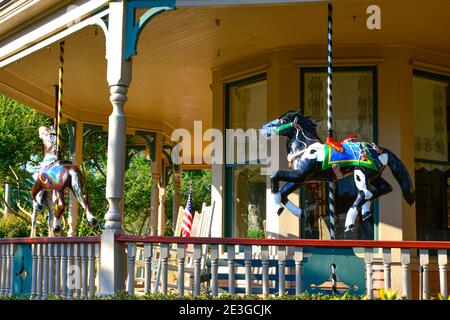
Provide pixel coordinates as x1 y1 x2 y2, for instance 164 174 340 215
30 126 97 236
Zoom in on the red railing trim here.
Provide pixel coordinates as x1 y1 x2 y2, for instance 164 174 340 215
115 235 450 249
0 236 100 244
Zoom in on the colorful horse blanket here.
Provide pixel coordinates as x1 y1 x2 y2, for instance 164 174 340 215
322 142 382 172
38 161 73 187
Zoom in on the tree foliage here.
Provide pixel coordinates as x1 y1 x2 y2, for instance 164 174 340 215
0 95 212 237
0 95 51 184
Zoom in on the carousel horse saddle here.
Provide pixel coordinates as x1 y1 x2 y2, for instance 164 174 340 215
39 160 73 186
322 141 381 172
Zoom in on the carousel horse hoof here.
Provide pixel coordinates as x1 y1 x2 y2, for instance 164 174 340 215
344 224 355 233
362 211 372 222
277 206 284 216
89 217 98 228
53 225 61 234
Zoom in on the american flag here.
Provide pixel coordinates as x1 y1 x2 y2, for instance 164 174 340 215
182 186 194 238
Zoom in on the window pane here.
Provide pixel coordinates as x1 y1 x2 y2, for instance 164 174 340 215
413 77 449 162
232 164 266 238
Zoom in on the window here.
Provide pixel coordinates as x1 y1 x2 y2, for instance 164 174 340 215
300 67 377 239
225 74 267 238
413 70 450 241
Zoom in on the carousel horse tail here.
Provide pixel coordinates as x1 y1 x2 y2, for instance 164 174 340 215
385 148 415 205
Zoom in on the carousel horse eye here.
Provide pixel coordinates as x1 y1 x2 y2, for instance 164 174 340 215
310 149 316 154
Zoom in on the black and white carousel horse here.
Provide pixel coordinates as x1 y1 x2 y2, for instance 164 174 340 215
261 110 415 233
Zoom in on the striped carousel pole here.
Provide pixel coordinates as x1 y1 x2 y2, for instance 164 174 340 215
331 263 337 294
326 3 336 240
56 40 65 161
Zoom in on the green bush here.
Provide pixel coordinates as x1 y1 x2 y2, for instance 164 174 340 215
0 216 30 238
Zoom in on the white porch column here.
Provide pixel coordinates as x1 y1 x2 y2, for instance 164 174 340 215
68 121 83 236
99 0 131 295
150 133 162 235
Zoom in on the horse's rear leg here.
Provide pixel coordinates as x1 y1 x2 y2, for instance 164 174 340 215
70 169 98 228
345 169 374 232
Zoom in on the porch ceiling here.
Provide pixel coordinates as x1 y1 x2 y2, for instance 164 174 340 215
1 0 449 134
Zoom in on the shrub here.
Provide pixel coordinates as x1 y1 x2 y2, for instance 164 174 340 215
0 215 30 238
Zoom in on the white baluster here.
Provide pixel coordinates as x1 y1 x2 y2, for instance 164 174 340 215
438 249 448 299
193 244 202 296
278 246 286 295
365 247 374 299
8 243 15 296
5 244 11 296
210 244 219 297
401 248 411 299
294 247 303 295
54 244 61 297
42 243 48 299
61 244 67 299
66 243 73 299
81 244 88 298
127 243 136 295
1 244 6 296
227 245 235 295
261 246 269 295
88 243 95 298
419 249 429 300
95 243 100 295
74 243 81 298
31 244 37 299
36 244 43 300
382 248 391 290
160 243 169 294
177 243 185 296
48 244 54 296
244 245 252 295
143 243 152 294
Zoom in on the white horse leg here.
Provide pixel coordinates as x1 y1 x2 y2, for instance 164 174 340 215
270 192 283 215
345 169 373 232
361 201 372 222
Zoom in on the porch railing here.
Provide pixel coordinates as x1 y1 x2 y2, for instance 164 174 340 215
1 235 449 299
0 237 100 299
116 235 450 299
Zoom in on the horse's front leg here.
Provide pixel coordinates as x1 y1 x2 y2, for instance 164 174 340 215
270 168 308 216
277 182 303 217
